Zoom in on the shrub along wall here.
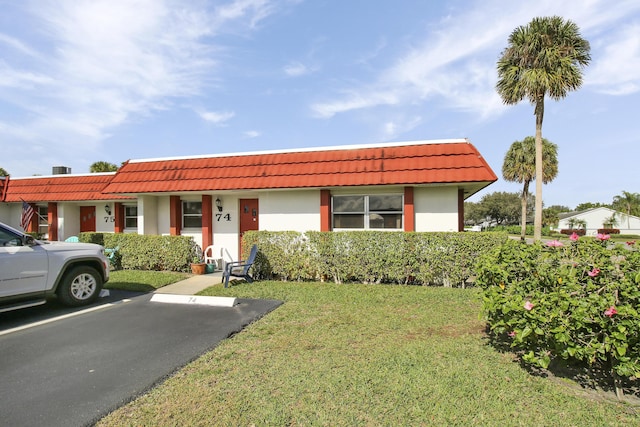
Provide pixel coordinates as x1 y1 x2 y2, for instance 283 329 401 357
79 232 199 272
242 230 508 286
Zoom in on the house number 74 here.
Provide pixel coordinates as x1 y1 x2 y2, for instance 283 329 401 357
216 213 231 222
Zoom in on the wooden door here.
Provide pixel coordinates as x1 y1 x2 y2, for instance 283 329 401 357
80 206 96 232
239 199 258 258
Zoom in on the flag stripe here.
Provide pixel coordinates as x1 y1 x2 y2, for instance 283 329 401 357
20 201 35 231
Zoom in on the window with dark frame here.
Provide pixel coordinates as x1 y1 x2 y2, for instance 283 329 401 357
332 194 403 230
124 205 138 229
182 201 203 228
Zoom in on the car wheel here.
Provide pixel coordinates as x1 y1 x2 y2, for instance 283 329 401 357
57 266 103 307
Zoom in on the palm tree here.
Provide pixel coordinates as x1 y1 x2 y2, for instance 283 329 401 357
612 191 640 229
497 16 590 241
502 136 558 240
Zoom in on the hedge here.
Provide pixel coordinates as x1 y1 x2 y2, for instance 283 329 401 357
79 232 199 272
242 230 508 286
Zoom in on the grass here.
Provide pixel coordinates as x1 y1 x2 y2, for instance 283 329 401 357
105 270 190 292
96 279 640 426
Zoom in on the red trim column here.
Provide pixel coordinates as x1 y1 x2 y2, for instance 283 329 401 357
48 202 58 241
458 188 464 232
202 195 213 249
320 190 331 231
169 196 182 236
404 187 415 232
114 202 125 233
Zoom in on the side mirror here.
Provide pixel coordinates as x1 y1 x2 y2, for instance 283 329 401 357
24 235 36 246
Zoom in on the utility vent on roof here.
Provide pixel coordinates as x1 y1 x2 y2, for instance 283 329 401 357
52 166 71 175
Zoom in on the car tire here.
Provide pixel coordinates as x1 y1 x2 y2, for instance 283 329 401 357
57 266 103 307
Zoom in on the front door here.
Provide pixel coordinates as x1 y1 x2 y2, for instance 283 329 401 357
80 206 96 232
239 199 259 258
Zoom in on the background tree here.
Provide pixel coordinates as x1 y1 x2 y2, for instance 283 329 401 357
575 201 607 212
502 136 558 240
90 161 118 173
497 16 590 241
0 167 8 176
463 201 486 225
542 205 570 228
477 191 522 226
612 191 640 228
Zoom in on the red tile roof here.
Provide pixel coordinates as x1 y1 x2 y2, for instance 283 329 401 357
104 140 497 194
4 173 133 203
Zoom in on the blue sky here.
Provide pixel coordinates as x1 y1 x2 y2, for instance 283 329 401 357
1 0 638 209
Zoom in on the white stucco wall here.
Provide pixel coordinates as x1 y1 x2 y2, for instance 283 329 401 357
212 195 240 263
57 203 79 240
414 186 459 232
139 196 159 235
95 203 115 233
0 204 9 224
259 190 321 232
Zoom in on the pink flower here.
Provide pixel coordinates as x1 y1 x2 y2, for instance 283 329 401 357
604 306 618 317
524 301 534 311
546 240 564 247
569 232 580 241
627 241 636 246
596 233 611 241
588 268 600 277
508 331 517 337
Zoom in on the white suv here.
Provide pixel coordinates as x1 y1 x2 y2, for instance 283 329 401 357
0 221 110 313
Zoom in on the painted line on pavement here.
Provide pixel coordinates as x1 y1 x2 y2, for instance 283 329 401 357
0 299 132 337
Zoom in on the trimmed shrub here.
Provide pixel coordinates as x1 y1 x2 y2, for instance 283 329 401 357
79 232 198 272
598 228 620 234
560 229 586 236
243 230 507 286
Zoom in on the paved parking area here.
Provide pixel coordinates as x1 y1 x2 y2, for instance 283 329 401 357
0 291 282 427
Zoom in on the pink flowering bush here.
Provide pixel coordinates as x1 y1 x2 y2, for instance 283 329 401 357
476 237 640 396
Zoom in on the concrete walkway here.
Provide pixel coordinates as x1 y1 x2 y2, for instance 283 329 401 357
154 271 224 295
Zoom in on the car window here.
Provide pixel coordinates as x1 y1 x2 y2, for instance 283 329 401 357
0 227 22 247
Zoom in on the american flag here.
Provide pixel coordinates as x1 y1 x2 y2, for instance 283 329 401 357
20 201 35 231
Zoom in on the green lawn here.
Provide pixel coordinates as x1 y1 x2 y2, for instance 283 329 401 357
98 279 639 426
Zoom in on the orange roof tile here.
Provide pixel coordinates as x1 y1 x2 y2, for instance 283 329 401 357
103 140 497 194
4 173 133 203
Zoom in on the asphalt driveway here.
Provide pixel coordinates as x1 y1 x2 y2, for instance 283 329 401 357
0 291 282 427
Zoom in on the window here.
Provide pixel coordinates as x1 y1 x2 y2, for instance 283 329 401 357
37 206 48 236
182 201 202 228
124 205 138 229
332 195 403 230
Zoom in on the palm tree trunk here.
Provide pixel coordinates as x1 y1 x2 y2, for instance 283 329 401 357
521 180 530 240
534 97 545 241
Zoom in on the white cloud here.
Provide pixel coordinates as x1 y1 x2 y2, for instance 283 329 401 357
198 110 235 125
244 130 261 138
587 24 640 95
0 0 281 176
283 61 310 77
310 0 640 121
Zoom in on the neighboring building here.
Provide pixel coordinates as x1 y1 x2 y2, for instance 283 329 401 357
1 139 497 258
556 207 640 235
